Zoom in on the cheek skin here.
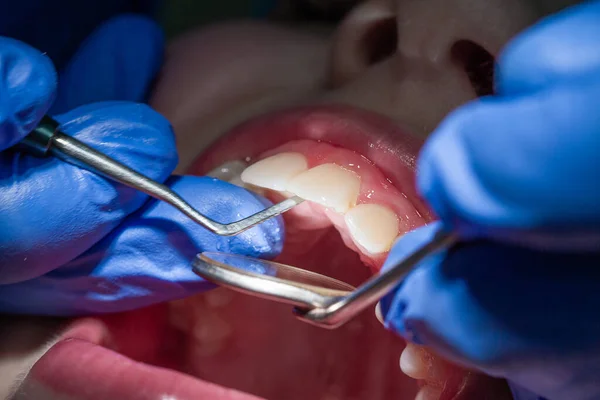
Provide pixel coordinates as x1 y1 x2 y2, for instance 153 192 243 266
150 22 330 172
0 316 66 399
149 0 583 170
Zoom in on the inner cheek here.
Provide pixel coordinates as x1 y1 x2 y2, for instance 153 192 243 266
166 248 420 400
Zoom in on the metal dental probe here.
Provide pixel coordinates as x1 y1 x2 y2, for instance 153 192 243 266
18 116 304 236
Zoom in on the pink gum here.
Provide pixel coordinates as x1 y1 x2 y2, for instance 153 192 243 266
258 140 427 267
260 140 426 230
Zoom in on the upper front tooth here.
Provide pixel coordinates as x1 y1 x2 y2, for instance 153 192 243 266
344 204 398 254
286 163 360 213
240 152 308 191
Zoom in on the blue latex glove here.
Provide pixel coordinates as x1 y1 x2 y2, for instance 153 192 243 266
379 2 600 400
0 1 159 71
0 18 283 315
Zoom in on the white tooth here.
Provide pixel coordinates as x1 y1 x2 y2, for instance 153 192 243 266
207 160 248 181
240 152 308 191
399 343 428 380
228 176 265 195
415 386 443 400
286 163 360 213
375 302 384 324
344 204 399 254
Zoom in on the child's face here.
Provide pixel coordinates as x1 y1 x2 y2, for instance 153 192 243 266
0 1 580 399
152 0 573 171
146 1 575 398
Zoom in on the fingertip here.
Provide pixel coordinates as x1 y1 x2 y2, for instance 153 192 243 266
379 223 447 339
383 223 443 273
191 177 285 258
147 176 285 259
0 37 57 149
416 99 502 231
496 1 600 95
244 190 285 257
416 106 471 224
379 286 409 336
57 102 178 181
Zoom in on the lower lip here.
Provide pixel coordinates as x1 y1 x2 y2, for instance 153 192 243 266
25 308 261 400
190 104 432 219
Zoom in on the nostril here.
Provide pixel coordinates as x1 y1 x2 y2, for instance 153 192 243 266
451 40 495 97
329 1 396 87
363 17 398 66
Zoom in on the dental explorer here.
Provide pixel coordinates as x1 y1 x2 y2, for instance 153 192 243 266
18 115 304 236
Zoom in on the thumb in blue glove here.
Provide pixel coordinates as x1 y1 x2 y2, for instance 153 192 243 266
379 2 600 399
1 14 167 285
0 17 284 315
0 13 163 150
0 36 56 150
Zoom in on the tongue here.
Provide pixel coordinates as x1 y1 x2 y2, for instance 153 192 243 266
166 231 421 400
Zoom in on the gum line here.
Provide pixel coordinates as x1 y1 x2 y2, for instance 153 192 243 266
254 139 427 267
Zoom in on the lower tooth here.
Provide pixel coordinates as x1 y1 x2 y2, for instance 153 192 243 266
399 343 429 380
375 303 384 324
416 386 442 400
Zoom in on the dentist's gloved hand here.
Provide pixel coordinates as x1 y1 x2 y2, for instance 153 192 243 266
0 19 283 315
379 2 600 400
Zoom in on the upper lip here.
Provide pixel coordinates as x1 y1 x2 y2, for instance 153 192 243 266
190 104 433 220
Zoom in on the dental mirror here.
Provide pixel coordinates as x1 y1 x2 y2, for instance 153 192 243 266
192 252 355 309
192 229 457 329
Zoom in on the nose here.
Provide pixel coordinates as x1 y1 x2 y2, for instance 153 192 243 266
329 0 397 87
327 0 542 136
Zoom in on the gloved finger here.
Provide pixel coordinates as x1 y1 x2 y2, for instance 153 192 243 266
0 101 176 284
509 382 546 400
50 15 164 115
417 77 600 246
379 222 600 375
497 0 600 95
377 222 447 343
0 176 284 316
0 37 56 150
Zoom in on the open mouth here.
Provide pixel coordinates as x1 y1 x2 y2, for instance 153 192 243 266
20 105 513 400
